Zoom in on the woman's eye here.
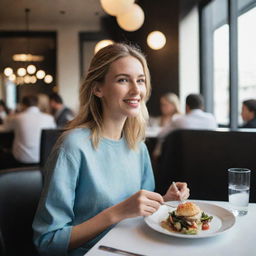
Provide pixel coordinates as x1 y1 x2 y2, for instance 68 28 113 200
117 78 128 83
137 78 145 84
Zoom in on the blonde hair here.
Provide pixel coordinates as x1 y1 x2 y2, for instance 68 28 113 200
161 93 181 114
67 43 151 149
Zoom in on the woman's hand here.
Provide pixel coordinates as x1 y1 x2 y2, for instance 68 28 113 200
163 182 190 202
111 190 164 222
70 190 162 249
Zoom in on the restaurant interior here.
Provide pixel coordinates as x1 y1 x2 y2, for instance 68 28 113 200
0 0 256 255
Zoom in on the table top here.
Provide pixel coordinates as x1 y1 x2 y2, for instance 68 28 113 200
86 200 256 256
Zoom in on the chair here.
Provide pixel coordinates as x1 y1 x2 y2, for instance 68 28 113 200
0 132 39 171
0 132 14 153
40 128 65 167
157 129 256 202
0 167 43 256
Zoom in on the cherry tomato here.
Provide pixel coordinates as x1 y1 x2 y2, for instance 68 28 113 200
202 223 209 230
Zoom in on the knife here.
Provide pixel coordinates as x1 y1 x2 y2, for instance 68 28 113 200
98 245 147 256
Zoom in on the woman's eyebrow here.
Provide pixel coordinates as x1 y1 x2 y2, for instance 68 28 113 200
114 73 145 78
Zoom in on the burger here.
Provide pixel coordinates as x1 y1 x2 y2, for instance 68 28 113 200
161 202 213 234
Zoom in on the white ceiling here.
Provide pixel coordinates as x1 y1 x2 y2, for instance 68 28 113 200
0 0 106 26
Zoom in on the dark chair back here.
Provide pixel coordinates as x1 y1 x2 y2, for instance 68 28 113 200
0 167 43 256
0 132 14 170
40 129 64 167
0 132 14 153
157 129 256 202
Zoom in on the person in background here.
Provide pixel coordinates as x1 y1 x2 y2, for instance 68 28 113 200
38 93 51 114
49 92 74 127
0 95 56 168
149 93 181 128
171 93 217 130
241 99 256 128
0 99 9 124
149 93 181 158
32 43 190 256
153 93 217 160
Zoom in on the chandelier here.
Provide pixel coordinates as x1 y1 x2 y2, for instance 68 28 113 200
3 8 53 85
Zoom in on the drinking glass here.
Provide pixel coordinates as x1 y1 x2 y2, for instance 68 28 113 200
228 168 251 216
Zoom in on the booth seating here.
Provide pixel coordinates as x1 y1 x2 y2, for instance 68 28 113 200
156 129 256 202
40 128 65 167
0 129 64 255
0 167 43 256
0 129 65 170
0 132 13 153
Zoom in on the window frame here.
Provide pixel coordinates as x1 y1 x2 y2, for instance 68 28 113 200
199 0 256 129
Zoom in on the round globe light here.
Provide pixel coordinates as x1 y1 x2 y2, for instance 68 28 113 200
24 75 31 84
27 64 36 74
94 40 114 54
100 0 135 16
4 67 13 76
9 74 16 82
117 4 144 32
30 76 37 84
44 74 53 84
17 67 26 77
36 70 46 79
147 31 166 50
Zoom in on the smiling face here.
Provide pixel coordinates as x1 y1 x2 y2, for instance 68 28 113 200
94 56 147 122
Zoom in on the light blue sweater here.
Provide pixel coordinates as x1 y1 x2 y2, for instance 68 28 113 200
33 128 155 256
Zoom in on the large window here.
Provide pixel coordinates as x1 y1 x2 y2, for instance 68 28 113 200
200 0 256 128
238 6 256 125
213 24 229 125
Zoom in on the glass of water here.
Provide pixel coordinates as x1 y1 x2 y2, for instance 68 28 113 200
228 168 251 216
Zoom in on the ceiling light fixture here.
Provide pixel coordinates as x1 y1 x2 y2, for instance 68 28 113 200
4 67 13 76
3 8 53 85
116 4 145 32
94 39 114 53
36 70 46 80
100 1 144 32
147 31 166 50
100 0 135 16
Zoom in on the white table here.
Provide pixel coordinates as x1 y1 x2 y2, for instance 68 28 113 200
86 201 256 256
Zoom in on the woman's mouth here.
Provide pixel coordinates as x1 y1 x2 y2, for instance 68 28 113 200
123 99 140 108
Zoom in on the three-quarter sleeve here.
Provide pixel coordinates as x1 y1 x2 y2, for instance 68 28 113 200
140 143 155 191
33 148 80 256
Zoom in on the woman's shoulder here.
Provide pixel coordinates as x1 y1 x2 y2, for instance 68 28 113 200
138 141 149 154
58 128 91 149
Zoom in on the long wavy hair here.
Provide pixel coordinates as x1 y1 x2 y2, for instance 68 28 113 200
67 43 151 149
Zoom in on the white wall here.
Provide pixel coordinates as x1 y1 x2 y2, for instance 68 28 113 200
57 26 80 112
0 21 101 112
179 6 200 110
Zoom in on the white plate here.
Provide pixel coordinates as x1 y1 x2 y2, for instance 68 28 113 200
144 201 236 238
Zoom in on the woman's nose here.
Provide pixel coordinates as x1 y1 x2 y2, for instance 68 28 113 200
130 81 140 94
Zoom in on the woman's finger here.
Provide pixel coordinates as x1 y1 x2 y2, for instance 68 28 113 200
144 190 164 204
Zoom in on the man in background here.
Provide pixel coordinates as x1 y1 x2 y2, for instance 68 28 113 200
49 93 74 127
0 95 56 169
153 94 217 160
241 99 256 128
171 94 217 130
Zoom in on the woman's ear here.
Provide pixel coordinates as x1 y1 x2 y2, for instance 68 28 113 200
93 82 103 98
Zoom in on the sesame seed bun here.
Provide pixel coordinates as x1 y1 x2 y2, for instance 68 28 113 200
176 202 201 217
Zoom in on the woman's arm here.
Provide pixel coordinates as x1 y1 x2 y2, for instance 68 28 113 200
69 189 163 249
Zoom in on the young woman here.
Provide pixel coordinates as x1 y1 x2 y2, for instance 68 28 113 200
149 92 181 128
33 43 189 256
